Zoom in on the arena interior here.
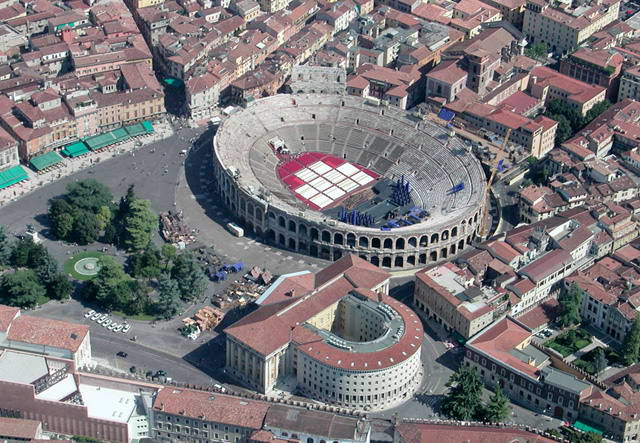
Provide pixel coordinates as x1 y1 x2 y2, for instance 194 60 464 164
212 94 487 269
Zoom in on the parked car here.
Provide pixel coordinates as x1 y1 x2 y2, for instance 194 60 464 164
129 366 137 373
102 319 112 327
85 310 95 318
117 352 128 358
122 324 131 333
108 323 118 331
156 370 167 377
91 313 101 321
114 324 123 332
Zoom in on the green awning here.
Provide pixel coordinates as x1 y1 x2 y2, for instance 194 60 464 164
61 141 89 157
30 151 63 171
110 128 129 142
125 123 146 137
0 165 28 189
84 132 116 150
573 420 604 435
141 121 154 133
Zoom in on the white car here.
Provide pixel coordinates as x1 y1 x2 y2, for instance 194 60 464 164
85 310 95 318
103 319 112 328
108 323 118 331
91 313 101 321
122 324 131 333
99 317 110 325
114 324 123 332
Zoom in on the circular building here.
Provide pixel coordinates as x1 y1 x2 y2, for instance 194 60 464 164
213 94 487 269
295 289 424 411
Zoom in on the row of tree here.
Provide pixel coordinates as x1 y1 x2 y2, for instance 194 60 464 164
84 248 207 318
48 180 157 251
543 99 612 145
0 229 72 308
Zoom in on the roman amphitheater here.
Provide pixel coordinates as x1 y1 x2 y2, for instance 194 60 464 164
212 94 487 269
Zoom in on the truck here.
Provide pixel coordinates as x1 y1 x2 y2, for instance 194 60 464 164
226 222 244 237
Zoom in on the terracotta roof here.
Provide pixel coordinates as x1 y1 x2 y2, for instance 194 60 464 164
0 305 19 332
0 417 41 440
153 388 269 428
519 249 573 284
264 404 367 439
7 314 89 352
396 422 556 443
516 298 560 330
467 317 539 378
314 254 389 288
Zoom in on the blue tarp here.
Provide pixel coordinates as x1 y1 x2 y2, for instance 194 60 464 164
438 108 455 122
448 182 465 194
231 262 244 272
497 159 509 172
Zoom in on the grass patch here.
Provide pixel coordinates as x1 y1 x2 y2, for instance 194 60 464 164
112 310 156 321
547 328 592 358
63 251 106 281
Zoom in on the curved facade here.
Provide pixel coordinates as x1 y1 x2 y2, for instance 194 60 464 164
213 94 487 269
296 294 423 411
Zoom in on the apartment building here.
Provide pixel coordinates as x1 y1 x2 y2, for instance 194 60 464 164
523 0 620 55
528 66 607 117
465 317 593 421
413 263 499 339
346 63 421 109
559 48 624 102
618 65 640 102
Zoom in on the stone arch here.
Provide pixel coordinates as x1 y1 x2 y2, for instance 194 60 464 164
278 216 286 228
451 226 458 237
396 238 405 250
407 255 416 266
359 236 369 248
278 234 285 245
299 224 308 236
420 235 428 247
288 238 296 249
255 208 263 220
441 230 449 241
419 253 427 264
268 211 276 220
322 230 331 242
310 244 318 257
266 229 276 242
458 239 465 250
450 244 456 255
372 238 381 248
431 233 439 244
346 233 356 247
320 247 331 259
382 256 392 267
440 247 448 259
288 220 296 232
383 238 393 249
333 250 343 261
468 217 473 225
408 237 417 248
371 256 380 266
430 250 438 262
474 212 478 222
334 233 344 245
394 256 403 268
311 228 319 240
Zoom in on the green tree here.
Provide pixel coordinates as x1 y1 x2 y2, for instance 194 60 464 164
585 100 611 124
70 212 101 245
95 205 112 232
48 198 77 240
65 179 113 213
120 199 158 252
524 42 548 59
483 385 509 423
128 246 162 279
594 348 608 375
623 317 640 365
156 273 182 319
170 252 207 301
442 366 483 420
550 113 572 143
48 273 73 300
0 270 47 308
124 280 150 315
161 244 177 269
35 251 59 286
558 283 582 327
87 256 131 311
0 225 12 266
9 238 46 268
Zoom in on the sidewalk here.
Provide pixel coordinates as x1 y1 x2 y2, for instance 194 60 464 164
0 119 175 208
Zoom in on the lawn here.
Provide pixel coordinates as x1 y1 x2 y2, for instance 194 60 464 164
546 328 592 358
112 310 156 322
64 251 106 281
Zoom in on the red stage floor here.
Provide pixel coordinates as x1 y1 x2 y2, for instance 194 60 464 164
276 152 378 210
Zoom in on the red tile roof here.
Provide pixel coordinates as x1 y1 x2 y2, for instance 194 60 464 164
7 314 89 352
468 317 539 378
396 422 557 443
153 388 269 428
0 305 19 332
516 298 560 330
0 417 41 440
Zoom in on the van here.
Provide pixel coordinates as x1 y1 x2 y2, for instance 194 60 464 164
226 222 244 237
